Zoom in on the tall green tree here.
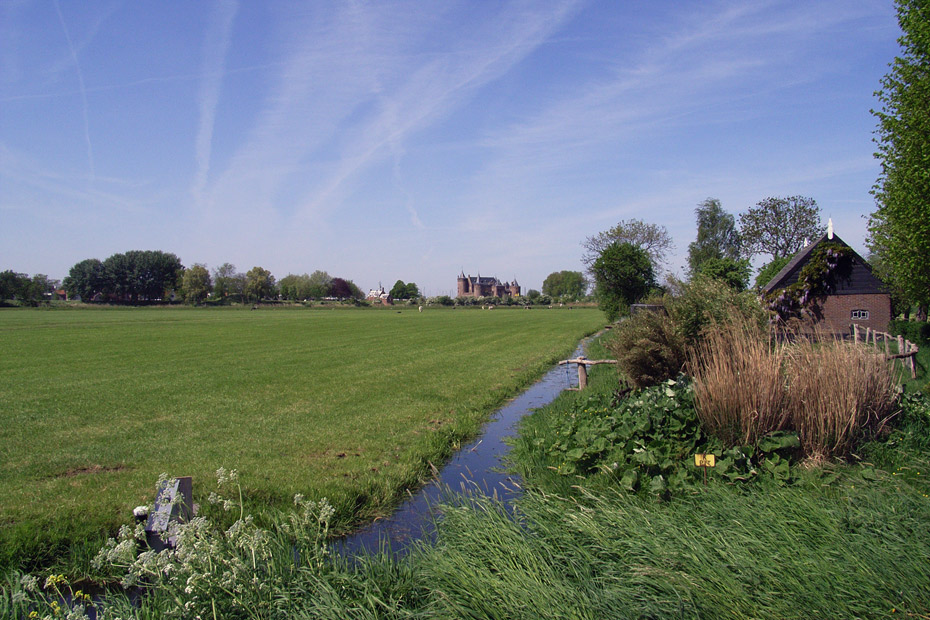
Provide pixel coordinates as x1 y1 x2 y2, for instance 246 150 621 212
868 0 930 318
181 264 212 305
694 257 751 292
0 270 32 303
101 250 182 301
591 242 656 322
307 270 332 299
212 263 239 300
390 280 409 299
245 266 276 302
542 270 588 299
279 274 314 301
405 282 420 299
738 196 825 260
63 258 105 301
754 256 792 291
582 219 673 270
687 198 741 273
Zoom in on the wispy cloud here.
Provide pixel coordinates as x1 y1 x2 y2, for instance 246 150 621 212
191 0 239 206
53 0 94 182
198 1 584 238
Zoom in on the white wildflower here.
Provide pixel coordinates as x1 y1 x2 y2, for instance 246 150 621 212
20 573 38 592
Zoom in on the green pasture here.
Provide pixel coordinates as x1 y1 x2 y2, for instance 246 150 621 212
0 305 602 571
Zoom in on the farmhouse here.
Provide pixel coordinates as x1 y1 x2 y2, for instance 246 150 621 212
366 284 392 305
761 225 891 333
457 272 521 298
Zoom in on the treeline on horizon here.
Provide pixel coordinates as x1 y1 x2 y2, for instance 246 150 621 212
0 251 592 307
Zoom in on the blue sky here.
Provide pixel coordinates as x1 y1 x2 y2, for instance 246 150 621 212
0 1 900 296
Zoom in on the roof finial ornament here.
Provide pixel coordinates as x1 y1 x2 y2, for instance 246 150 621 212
828 218 834 240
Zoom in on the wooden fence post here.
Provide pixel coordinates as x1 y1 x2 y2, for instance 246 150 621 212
884 332 890 357
909 340 917 379
853 323 859 344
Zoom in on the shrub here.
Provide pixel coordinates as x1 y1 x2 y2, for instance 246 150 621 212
666 274 767 348
605 309 685 388
889 319 930 345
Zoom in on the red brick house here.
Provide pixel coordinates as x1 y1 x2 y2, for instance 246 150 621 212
762 229 891 333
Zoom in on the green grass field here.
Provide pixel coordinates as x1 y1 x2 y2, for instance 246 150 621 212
0 305 603 571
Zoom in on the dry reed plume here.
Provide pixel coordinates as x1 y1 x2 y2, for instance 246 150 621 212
785 336 898 458
690 316 899 458
689 318 789 446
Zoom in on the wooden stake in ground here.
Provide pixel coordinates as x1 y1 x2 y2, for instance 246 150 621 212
558 356 617 390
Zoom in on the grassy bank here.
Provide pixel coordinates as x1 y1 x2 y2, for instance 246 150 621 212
0 305 603 573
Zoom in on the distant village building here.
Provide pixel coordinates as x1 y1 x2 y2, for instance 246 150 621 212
366 284 392 306
761 223 891 333
457 272 521 298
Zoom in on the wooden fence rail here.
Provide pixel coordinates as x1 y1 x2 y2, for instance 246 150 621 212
852 324 919 379
557 356 617 390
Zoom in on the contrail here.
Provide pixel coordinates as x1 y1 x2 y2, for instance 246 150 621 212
192 0 239 206
54 0 95 182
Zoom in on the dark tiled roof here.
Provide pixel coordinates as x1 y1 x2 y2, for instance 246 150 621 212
761 234 886 295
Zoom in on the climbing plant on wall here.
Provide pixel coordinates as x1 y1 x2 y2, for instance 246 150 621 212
765 242 854 322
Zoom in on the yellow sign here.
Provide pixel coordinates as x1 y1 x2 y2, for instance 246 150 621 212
694 454 716 467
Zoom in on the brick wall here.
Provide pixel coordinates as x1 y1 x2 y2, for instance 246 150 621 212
821 293 891 333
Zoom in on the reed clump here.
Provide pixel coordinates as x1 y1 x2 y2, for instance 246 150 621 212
785 336 898 458
688 317 790 447
690 316 898 458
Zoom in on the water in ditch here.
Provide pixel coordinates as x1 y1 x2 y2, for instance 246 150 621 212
336 342 585 557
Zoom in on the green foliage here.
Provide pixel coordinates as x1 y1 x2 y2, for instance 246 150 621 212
765 242 854 322
686 197 741 273
388 280 420 300
211 262 244 302
63 258 106 301
692 256 751 291
541 270 588 299
245 266 276 301
389 279 408 299
180 264 212 305
738 195 825 260
605 309 685 388
543 378 702 487
102 250 183 302
666 273 767 347
889 319 930 344
534 376 799 494
591 242 656 322
582 218 673 270
278 273 315 301
754 255 791 290
0 270 36 304
868 0 930 317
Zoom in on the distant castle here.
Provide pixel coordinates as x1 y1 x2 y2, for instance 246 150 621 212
457 272 521 298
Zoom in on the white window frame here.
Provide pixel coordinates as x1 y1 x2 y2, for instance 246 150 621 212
851 309 870 320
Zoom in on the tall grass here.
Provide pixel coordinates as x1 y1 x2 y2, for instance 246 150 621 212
689 317 898 458
688 318 789 446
